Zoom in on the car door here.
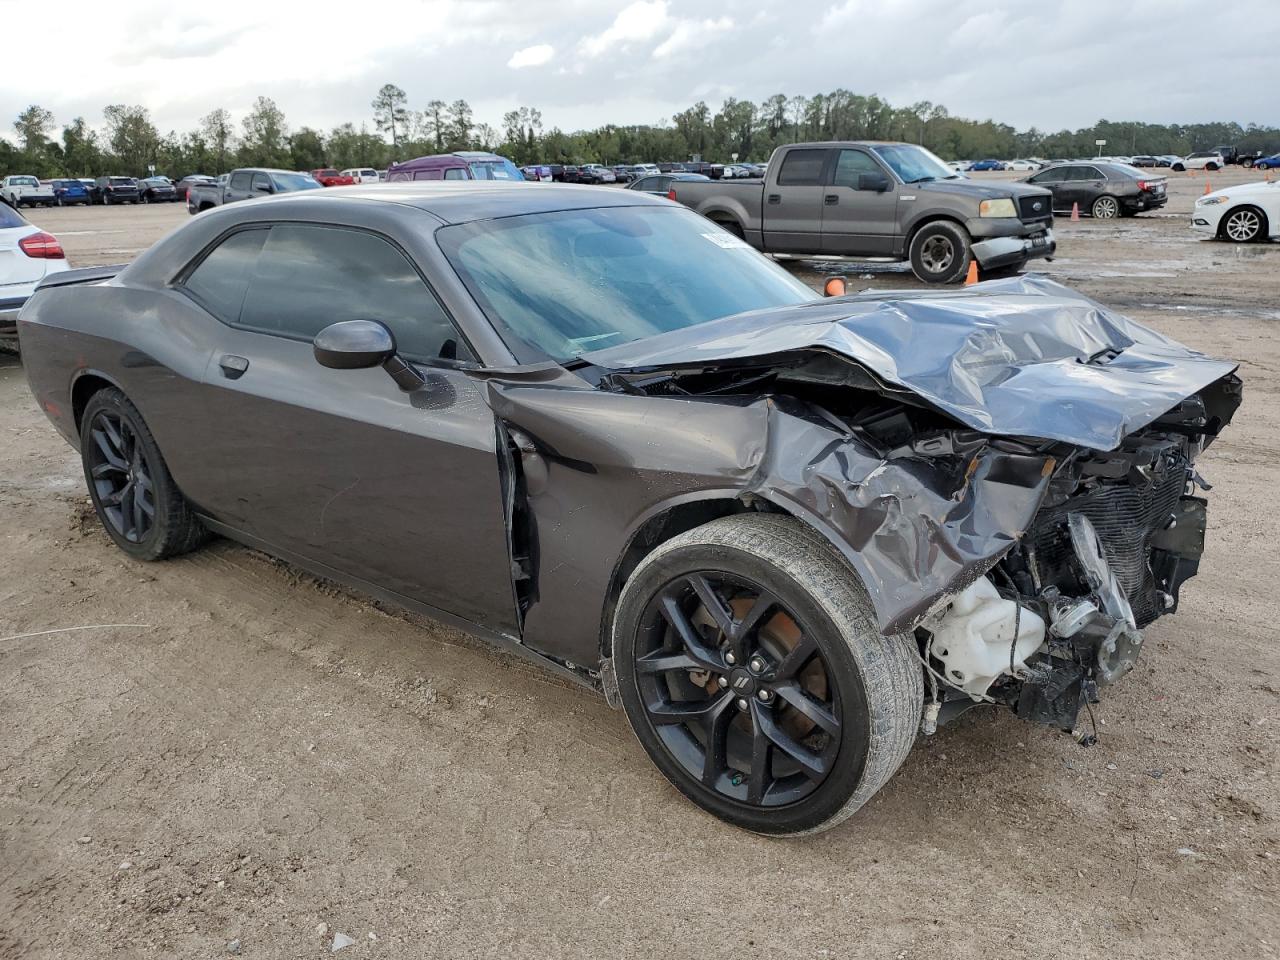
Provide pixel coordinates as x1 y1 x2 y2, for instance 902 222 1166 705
173 221 519 634
1027 165 1069 211
762 148 831 252
820 147 899 256
1059 165 1103 210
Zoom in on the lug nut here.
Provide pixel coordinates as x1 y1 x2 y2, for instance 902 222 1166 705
749 656 766 673
717 676 729 689
736 698 749 711
757 689 773 702
724 651 737 666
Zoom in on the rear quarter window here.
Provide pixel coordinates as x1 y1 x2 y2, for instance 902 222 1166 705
776 150 829 186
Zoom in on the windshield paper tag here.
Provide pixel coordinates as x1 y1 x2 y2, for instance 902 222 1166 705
703 232 751 249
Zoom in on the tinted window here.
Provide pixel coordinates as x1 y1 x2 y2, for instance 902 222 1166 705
0 203 27 228
443 168 468 180
251 173 272 193
183 229 268 324
234 225 469 362
775 149 828 185
832 150 881 187
1029 167 1067 183
229 171 251 192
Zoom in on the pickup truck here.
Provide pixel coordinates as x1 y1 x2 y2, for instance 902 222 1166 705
1 175 56 208
668 141 1056 284
187 168 322 214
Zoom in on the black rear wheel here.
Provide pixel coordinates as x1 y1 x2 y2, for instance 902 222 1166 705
80 387 209 561
614 515 922 834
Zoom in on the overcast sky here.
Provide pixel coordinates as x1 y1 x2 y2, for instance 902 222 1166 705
4 0 1278 144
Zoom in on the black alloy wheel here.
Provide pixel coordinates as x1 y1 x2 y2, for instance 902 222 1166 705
79 387 209 561
85 408 156 545
614 515 923 835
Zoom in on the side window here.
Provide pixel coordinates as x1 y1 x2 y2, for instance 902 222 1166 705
251 173 272 193
775 149 829 186
235 224 472 363
182 229 269 325
1078 166 1102 181
229 171 251 192
831 150 881 187
1030 167 1067 184
443 168 468 181
413 170 442 181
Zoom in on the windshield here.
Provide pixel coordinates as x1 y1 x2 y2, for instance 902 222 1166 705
439 205 816 363
467 159 523 181
270 172 322 192
872 144 957 183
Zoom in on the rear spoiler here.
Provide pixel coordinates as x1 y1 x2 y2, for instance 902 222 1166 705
35 264 126 290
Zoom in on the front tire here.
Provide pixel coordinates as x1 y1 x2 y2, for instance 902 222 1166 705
908 220 972 284
613 515 922 835
1172 163 1186 172
79 387 209 561
1221 206 1267 243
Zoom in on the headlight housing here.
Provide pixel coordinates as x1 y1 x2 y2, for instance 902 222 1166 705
1197 195 1229 206
979 198 1018 218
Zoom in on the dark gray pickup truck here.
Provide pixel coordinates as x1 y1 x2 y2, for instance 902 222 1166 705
186 168 322 214
670 141 1055 283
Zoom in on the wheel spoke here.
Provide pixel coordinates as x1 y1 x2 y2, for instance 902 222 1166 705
91 429 126 470
770 634 818 681
131 487 146 536
648 690 733 726
103 480 131 508
91 460 126 479
700 693 736 785
756 708 828 782
658 593 724 672
734 591 776 642
774 681 841 736
688 574 733 638
98 416 124 458
635 650 700 675
746 723 772 804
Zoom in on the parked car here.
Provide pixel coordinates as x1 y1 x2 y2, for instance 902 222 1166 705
91 176 140 205
631 163 661 178
670 141 1055 284
521 165 553 182
174 175 217 201
138 176 179 203
341 168 382 184
15 183 1241 834
561 165 582 183
1253 153 1280 171
2 175 56 208
311 169 357 187
576 164 617 185
1211 145 1258 168
1172 152 1224 172
187 168 322 213
49 179 91 206
945 161 970 174
1156 155 1180 167
968 159 1006 172
1004 159 1038 172
626 172 711 196
1022 162 1167 219
1192 180 1279 243
385 151 524 182
1129 156 1159 168
0 203 69 350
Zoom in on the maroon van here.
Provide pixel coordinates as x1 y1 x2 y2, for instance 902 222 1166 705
385 151 526 182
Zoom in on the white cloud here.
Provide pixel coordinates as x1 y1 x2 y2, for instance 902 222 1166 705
653 16 734 58
579 1 671 58
508 44 555 68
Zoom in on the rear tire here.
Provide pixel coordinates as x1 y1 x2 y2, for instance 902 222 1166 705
1207 162 1220 172
79 387 209 561
714 220 745 240
1091 195 1120 219
1172 163 1185 172
908 220 972 284
613 514 922 835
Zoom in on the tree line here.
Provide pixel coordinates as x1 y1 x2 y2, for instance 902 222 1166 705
5 84 1279 179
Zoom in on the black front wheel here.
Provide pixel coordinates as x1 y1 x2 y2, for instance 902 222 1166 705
908 221 972 284
80 387 209 561
613 515 922 835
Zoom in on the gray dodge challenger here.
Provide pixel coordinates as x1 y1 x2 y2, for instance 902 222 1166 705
18 183 1241 834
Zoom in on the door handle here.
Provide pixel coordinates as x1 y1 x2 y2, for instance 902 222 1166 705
824 194 839 205
767 194 781 204
219 355 249 379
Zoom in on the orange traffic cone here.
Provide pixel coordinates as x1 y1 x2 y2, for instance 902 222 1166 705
964 261 979 286
1070 202 1080 221
1204 178 1212 196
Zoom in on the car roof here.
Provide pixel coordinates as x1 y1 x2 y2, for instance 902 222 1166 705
253 181 672 225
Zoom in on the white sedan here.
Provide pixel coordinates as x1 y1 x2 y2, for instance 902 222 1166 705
1 205 70 348
1191 180 1280 243
1005 159 1039 171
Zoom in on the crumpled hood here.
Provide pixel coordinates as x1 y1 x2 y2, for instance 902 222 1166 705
583 275 1240 452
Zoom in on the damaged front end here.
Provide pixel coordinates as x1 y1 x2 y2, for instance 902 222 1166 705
575 277 1242 735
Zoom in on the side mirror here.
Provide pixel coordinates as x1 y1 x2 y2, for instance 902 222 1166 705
857 172 890 193
255 182 272 194
313 320 425 392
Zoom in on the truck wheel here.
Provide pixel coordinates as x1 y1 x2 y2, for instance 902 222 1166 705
715 220 744 240
909 221 971 284
1241 158 1254 169
613 514 922 835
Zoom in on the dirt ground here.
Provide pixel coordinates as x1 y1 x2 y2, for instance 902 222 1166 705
2 171 1277 959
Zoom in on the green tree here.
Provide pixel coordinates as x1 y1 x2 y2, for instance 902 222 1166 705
103 104 160 174
289 127 327 170
446 99 473 150
239 97 289 168
14 104 55 154
61 118 103 176
371 84 409 150
200 108 235 173
421 100 447 152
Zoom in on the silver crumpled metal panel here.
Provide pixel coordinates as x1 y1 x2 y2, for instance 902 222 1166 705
583 275 1240 452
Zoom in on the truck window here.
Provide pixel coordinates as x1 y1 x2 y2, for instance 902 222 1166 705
831 150 881 187
230 171 251 192
775 150 829 186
